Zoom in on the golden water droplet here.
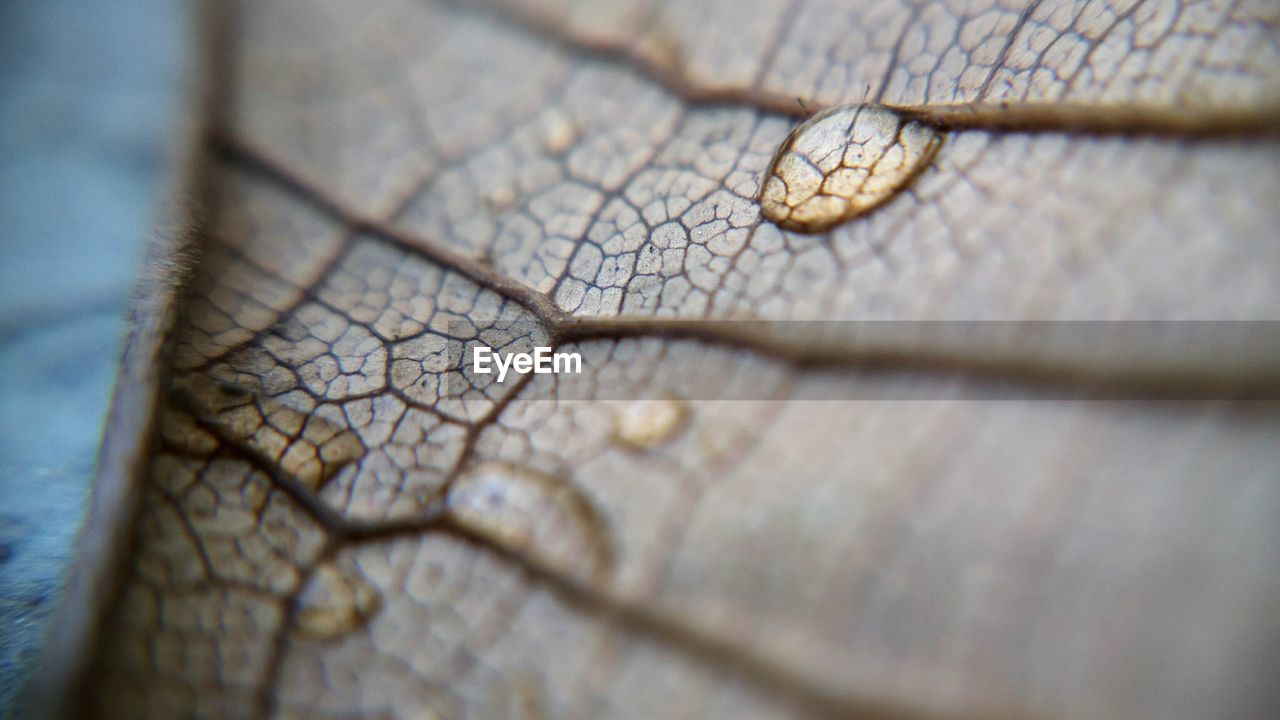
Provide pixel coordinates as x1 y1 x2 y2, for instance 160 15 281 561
447 463 612 581
295 560 381 640
759 105 942 233
612 399 688 451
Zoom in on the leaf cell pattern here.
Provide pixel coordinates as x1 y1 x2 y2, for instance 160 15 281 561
60 0 1280 719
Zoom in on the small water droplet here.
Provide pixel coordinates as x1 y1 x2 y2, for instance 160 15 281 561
541 112 577 155
485 183 516 211
447 463 612 581
759 104 942 233
295 560 381 640
612 399 688 450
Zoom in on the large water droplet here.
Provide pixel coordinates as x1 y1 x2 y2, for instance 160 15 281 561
295 559 381 640
759 105 942 233
447 463 612 581
612 399 689 451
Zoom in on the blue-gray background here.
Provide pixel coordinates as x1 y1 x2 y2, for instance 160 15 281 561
0 0 187 715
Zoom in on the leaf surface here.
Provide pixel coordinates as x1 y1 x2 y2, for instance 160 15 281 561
41 1 1280 719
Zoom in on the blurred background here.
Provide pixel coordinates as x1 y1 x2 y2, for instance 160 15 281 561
0 0 188 714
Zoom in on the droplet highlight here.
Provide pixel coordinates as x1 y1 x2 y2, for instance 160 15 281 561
295 560 382 640
612 399 688 451
759 104 942 233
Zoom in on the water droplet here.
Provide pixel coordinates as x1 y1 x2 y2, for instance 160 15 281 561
612 399 688 450
447 463 612 581
485 183 516 211
759 104 942 233
541 112 577 155
295 560 381 640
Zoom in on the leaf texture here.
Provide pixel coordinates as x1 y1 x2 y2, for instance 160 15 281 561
37 1 1280 719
